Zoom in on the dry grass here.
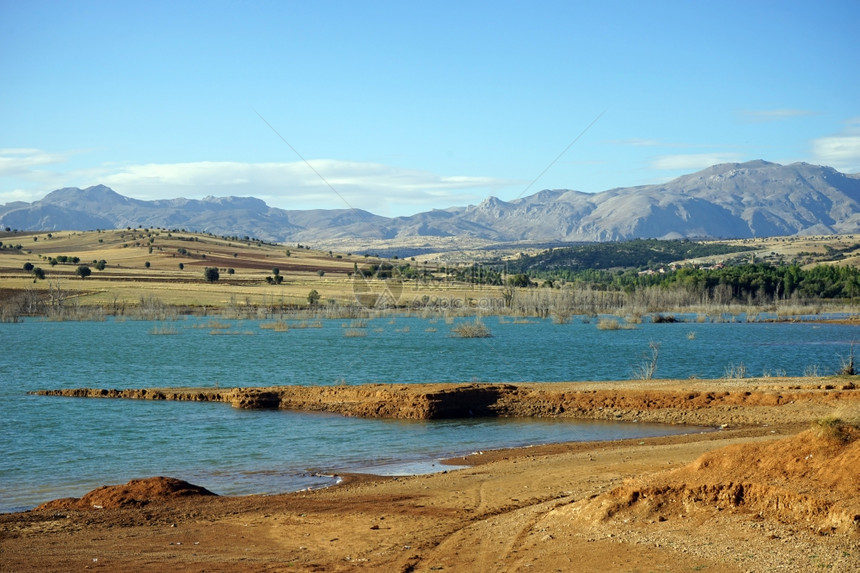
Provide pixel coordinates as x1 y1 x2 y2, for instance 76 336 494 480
596 317 636 330
450 318 492 338
343 329 368 338
813 414 860 443
259 320 289 332
148 324 179 335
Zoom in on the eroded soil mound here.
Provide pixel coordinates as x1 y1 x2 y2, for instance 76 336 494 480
35 477 216 511
576 424 860 535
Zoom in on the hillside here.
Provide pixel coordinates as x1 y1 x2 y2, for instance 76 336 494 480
2 161 859 248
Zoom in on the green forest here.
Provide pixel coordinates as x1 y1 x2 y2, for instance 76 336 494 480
493 240 860 303
507 239 755 272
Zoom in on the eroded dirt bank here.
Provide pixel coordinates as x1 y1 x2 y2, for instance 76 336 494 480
5 377 859 572
34 376 858 426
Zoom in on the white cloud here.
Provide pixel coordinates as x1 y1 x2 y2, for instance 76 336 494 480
739 109 818 123
651 153 743 171
0 148 71 177
0 151 519 216
810 118 860 173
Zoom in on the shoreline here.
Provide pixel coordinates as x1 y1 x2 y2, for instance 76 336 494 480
33 376 857 426
4 378 859 572
0 415 716 515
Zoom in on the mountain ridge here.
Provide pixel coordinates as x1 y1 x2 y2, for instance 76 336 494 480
2 161 859 245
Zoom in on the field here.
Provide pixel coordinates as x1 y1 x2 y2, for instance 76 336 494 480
1 229 858 319
0 228 492 313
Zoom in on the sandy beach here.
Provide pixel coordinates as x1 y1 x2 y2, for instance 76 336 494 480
3 377 859 572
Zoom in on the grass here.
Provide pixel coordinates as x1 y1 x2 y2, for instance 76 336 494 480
813 414 860 443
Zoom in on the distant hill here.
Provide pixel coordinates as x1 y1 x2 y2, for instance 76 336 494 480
2 161 859 244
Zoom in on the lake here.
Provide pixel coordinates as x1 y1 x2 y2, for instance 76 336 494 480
0 314 854 513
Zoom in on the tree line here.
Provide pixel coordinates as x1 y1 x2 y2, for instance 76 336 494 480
522 263 860 304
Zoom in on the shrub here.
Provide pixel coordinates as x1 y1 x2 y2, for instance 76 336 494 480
652 314 678 323
724 362 747 380
838 342 855 376
451 318 492 338
813 415 859 443
597 318 621 330
76 265 92 279
632 341 660 380
204 267 220 282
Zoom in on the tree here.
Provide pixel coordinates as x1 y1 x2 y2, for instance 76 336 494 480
307 289 320 306
178 263 184 270
32 267 45 280
144 261 151 268
507 274 532 288
204 267 220 282
76 265 92 279
23 262 34 272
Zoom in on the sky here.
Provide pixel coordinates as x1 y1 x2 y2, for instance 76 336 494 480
1 0 859 217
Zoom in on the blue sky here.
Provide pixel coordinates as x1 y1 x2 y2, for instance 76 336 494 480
2 0 858 217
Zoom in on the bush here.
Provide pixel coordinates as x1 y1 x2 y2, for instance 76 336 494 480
307 289 320 306
451 318 492 338
204 267 220 282
76 265 92 279
814 416 859 443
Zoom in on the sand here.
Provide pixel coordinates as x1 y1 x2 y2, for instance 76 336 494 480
3 378 859 572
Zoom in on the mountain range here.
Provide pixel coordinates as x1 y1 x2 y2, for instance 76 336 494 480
2 160 859 246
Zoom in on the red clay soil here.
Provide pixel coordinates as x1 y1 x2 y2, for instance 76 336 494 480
574 426 860 535
34 477 216 512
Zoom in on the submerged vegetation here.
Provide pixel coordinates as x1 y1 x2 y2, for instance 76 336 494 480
450 317 493 338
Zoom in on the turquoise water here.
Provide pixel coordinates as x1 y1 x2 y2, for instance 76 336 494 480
1 315 855 513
